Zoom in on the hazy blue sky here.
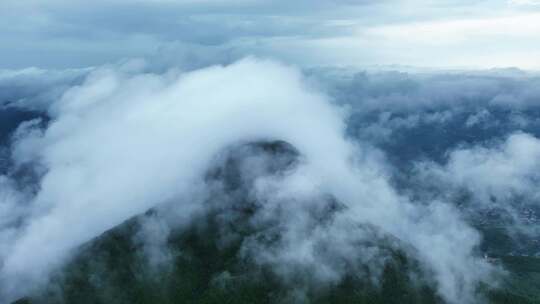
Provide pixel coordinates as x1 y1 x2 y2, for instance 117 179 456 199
1 0 539 69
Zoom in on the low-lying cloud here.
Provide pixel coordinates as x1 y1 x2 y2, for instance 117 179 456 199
0 58 503 304
415 132 540 233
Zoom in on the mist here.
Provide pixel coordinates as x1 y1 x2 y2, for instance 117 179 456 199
0 58 510 304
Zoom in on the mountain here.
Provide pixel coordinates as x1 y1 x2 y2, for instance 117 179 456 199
12 141 540 304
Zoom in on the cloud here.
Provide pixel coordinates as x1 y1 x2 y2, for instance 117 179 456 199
509 0 540 5
310 68 540 116
0 58 495 304
0 0 538 69
415 132 540 228
0 67 89 111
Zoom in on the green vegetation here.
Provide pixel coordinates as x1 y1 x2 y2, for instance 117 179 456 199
16 213 438 304
487 256 540 304
12 211 540 304
11 141 540 304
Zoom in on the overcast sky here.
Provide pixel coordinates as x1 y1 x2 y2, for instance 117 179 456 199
1 0 539 69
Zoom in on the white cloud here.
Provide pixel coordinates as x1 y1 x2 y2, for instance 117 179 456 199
0 58 495 303
416 132 540 228
509 0 540 5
